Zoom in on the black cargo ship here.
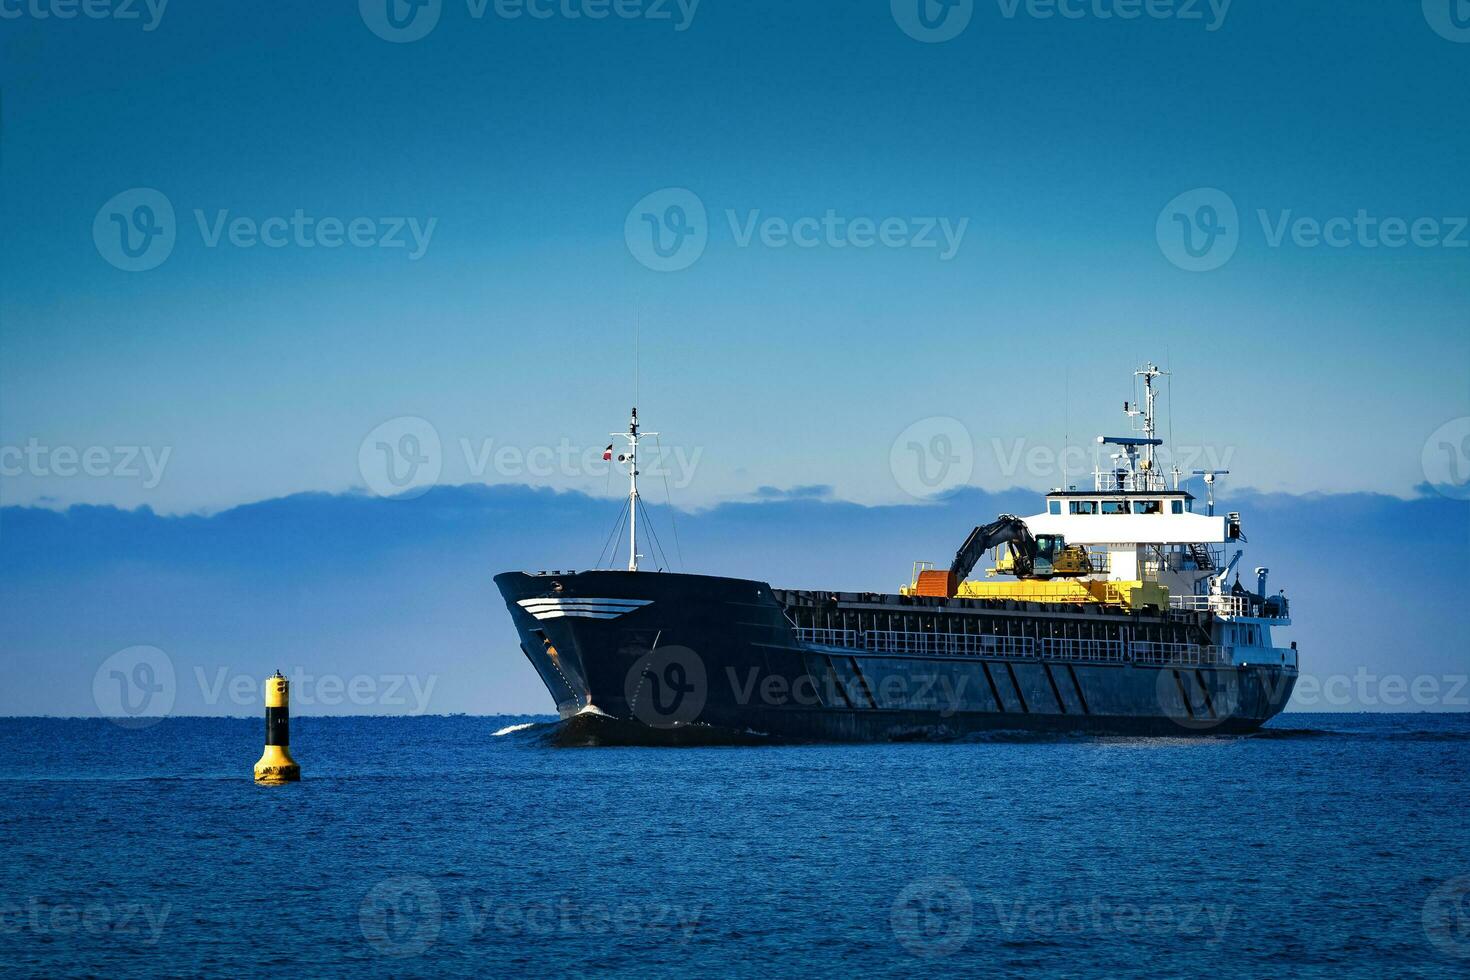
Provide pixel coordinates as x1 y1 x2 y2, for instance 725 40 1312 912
495 568 1296 740
496 367 1298 741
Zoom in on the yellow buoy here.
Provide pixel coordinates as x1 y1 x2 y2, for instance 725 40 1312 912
253 670 300 784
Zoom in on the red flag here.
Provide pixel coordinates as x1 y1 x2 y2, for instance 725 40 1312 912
602 444 613 461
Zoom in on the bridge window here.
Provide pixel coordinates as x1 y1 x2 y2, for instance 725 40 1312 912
1069 501 1098 515
1048 500 1062 515
1132 500 1162 515
1101 501 1128 515
1171 500 1184 514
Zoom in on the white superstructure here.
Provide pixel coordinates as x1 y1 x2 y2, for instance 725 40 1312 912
1024 363 1294 668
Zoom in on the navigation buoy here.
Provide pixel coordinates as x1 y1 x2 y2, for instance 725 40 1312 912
253 670 300 784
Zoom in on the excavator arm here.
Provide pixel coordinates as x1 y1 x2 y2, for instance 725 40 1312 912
912 514 1081 598
949 515 1036 582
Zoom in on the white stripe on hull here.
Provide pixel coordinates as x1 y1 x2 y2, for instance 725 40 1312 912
516 598 652 621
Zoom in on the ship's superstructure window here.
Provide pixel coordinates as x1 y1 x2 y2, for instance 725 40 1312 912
1069 501 1098 515
1049 500 1062 515
1101 501 1128 515
1171 500 1184 514
1132 500 1162 515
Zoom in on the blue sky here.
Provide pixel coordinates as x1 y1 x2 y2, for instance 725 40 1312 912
1 2 1467 514
1 2 1467 717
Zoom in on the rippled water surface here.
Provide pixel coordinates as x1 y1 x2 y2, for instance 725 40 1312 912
5 714 1470 977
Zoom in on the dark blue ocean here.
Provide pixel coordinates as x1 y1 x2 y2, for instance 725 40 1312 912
6 714 1470 977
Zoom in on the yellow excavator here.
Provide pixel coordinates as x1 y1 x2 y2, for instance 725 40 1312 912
905 514 1167 610
909 514 1091 598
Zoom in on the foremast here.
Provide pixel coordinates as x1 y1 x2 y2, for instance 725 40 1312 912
612 407 656 572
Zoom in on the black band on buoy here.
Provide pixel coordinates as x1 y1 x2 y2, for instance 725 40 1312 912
265 706 289 747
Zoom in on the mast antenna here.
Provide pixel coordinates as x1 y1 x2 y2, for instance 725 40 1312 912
614 326 655 572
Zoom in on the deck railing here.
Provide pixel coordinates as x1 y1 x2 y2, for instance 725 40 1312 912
792 627 1292 670
1168 594 1290 620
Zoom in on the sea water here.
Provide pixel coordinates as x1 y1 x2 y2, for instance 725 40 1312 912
5 714 1469 977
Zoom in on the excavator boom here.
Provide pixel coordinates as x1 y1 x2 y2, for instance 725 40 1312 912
912 515 1037 598
912 514 1084 598
950 515 1035 582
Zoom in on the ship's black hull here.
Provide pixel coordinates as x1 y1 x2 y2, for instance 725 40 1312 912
495 570 1297 743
